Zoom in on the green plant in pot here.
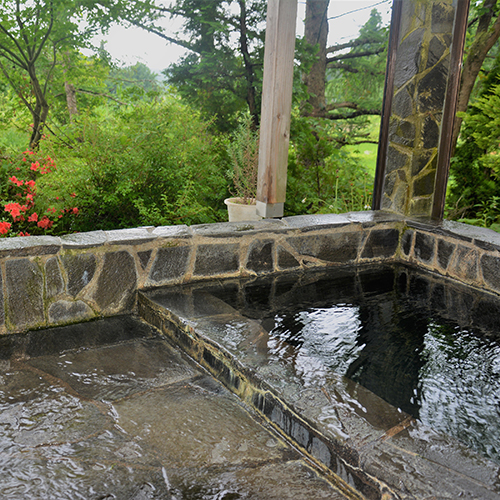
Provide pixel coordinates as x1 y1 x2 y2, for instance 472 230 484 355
224 114 262 222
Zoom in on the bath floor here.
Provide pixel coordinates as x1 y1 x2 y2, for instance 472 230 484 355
0 316 348 500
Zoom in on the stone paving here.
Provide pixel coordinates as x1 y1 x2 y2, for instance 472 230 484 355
139 266 500 500
0 316 350 500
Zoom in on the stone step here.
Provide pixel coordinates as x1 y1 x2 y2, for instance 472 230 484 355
139 277 500 500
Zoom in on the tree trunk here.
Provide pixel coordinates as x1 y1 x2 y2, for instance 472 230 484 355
452 1 500 154
65 81 78 121
238 0 259 128
303 0 329 114
28 65 49 150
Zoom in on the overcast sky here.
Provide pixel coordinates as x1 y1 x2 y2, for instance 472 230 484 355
93 1 392 73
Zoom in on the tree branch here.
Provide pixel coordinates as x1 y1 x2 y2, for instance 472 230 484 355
75 88 127 105
305 106 381 120
15 0 33 59
128 19 197 53
0 60 34 114
327 61 384 76
327 47 385 63
0 23 29 67
324 109 381 120
453 1 500 152
32 3 54 64
326 36 384 54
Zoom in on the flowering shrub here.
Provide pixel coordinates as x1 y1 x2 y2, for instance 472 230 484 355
37 97 229 232
0 150 79 237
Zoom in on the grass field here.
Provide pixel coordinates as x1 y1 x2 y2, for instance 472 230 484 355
343 117 380 177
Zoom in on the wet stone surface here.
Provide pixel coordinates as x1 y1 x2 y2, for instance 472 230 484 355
141 264 500 500
0 316 347 500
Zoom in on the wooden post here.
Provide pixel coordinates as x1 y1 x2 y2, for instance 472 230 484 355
372 0 403 210
256 0 298 218
431 0 470 220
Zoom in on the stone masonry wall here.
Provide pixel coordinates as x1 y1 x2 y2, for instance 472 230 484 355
383 0 456 216
3 211 500 335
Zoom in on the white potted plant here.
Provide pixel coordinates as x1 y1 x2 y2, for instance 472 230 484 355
224 114 262 222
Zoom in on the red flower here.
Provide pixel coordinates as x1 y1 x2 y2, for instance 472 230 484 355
30 161 39 172
72 207 79 215
28 213 38 222
0 221 11 234
25 180 36 189
5 203 21 219
19 231 30 237
8 176 23 187
37 216 53 229
47 207 56 214
70 192 76 198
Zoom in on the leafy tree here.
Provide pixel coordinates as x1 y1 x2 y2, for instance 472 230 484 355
151 0 267 131
453 0 500 153
324 9 387 122
50 50 113 125
446 3 500 226
447 76 500 226
107 62 161 96
302 2 387 123
0 0 161 148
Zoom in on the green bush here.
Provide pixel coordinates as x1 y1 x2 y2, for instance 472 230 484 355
447 82 500 230
286 116 373 216
37 96 230 232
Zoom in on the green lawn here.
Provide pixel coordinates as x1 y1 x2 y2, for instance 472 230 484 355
344 117 380 176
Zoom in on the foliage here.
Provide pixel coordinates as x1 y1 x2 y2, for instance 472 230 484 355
0 0 161 147
325 9 387 120
451 0 500 151
0 150 79 237
50 50 113 123
107 62 161 97
286 114 373 216
447 79 500 230
163 0 266 132
36 96 229 232
227 113 259 203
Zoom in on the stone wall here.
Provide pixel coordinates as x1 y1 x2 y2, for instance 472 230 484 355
382 0 458 216
2 211 500 335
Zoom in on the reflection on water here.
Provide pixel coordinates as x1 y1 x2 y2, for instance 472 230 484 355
226 266 500 464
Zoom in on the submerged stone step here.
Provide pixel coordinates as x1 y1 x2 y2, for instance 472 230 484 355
0 316 349 500
138 268 500 500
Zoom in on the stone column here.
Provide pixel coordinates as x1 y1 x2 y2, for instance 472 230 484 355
380 0 468 217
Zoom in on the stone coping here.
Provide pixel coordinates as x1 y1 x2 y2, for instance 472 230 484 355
2 211 500 334
137 266 500 500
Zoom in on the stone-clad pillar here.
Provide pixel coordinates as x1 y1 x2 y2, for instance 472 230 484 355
379 0 468 217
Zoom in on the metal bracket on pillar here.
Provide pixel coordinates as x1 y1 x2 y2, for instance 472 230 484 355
256 0 298 218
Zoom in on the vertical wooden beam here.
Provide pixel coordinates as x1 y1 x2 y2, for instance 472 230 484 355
431 0 470 220
256 0 298 218
372 0 403 210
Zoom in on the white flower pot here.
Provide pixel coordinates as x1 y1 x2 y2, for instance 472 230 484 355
224 197 263 222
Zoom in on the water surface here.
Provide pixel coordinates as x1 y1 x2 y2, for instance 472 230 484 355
211 266 500 464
